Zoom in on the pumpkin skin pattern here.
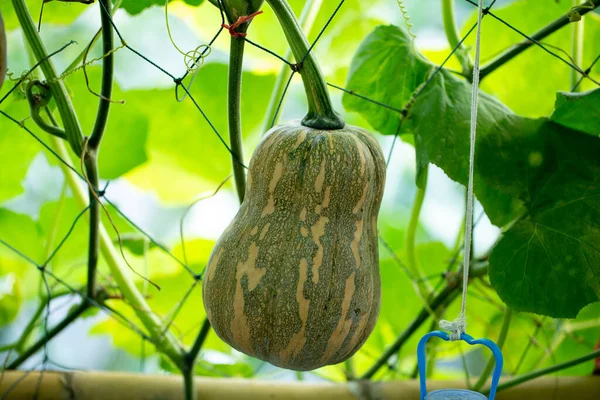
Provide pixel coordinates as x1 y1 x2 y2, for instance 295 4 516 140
202 123 386 371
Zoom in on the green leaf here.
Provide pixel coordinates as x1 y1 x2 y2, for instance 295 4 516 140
551 89 600 136
0 101 44 202
121 0 204 16
0 208 45 265
2 0 90 30
346 24 600 318
342 25 430 135
0 273 22 326
489 127 600 318
411 70 529 226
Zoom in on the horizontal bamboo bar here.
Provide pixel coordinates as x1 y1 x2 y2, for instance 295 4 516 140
0 371 599 400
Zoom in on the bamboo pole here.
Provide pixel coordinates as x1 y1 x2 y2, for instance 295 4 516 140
1 371 599 400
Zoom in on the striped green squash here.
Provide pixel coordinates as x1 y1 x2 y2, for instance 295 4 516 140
203 123 386 371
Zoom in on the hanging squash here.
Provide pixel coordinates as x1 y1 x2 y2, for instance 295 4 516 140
202 0 386 371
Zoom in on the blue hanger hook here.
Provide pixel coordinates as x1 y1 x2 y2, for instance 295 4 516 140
417 331 503 400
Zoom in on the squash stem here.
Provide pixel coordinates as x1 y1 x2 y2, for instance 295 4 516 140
265 0 344 130
228 36 247 203
406 166 433 297
262 0 323 132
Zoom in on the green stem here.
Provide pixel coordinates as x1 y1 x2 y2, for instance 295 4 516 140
472 308 512 391
441 0 471 75
85 0 115 298
228 36 247 204
12 0 84 155
47 136 185 369
182 364 197 400
186 318 211 365
7 302 89 369
479 1 599 80
15 302 45 353
406 166 432 295
263 0 323 132
570 0 585 92
89 0 114 150
84 153 101 298
359 262 489 379
265 0 344 130
344 359 355 381
489 348 600 394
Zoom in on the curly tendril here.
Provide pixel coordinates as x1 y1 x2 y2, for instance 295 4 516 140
164 0 212 74
397 1 416 43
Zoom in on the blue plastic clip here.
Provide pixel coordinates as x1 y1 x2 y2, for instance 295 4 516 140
418 331 503 400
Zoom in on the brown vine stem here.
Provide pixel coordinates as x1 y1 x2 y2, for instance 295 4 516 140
359 262 489 380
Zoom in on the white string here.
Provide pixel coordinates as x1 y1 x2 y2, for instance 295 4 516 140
439 0 484 341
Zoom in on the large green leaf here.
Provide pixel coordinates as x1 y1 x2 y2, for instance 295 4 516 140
550 89 600 136
342 25 430 136
345 23 600 318
489 126 600 318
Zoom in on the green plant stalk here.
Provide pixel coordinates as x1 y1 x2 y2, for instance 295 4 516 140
84 153 101 298
488 348 600 394
16 302 46 352
186 318 212 365
441 0 471 75
360 262 489 379
12 0 84 155
182 364 197 400
472 307 512 391
570 0 585 92
228 36 247 204
263 0 323 132
86 0 115 297
47 136 185 369
479 1 599 80
344 359 355 381
8 302 89 369
406 166 432 296
220 0 265 23
265 0 344 130
13 290 72 353
89 0 114 149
